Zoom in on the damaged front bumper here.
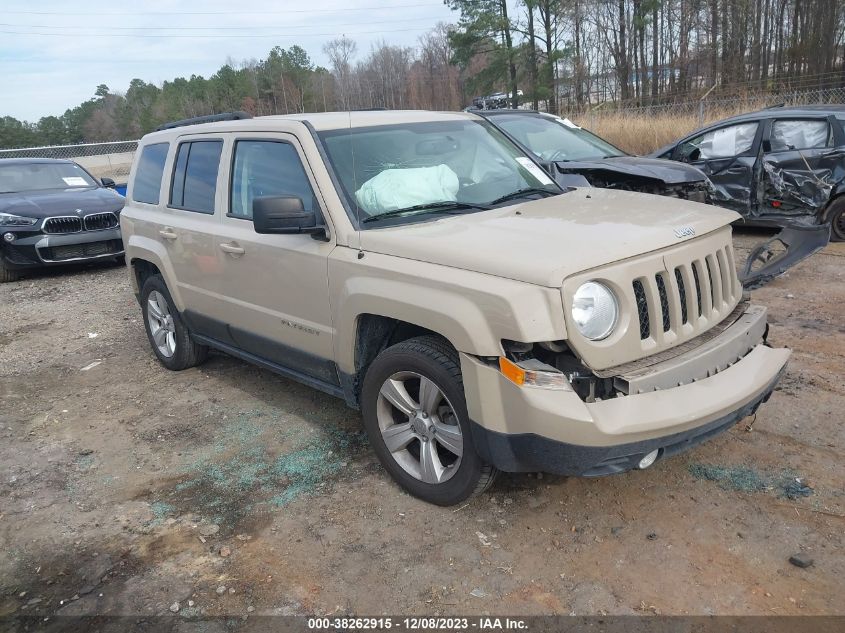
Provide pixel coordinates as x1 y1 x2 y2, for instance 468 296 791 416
469 372 782 477
460 303 790 477
740 221 831 290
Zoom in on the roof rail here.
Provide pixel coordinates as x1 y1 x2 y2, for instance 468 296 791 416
764 103 785 109
156 111 253 131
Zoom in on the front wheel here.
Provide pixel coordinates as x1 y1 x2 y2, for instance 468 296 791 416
361 336 497 506
0 258 21 283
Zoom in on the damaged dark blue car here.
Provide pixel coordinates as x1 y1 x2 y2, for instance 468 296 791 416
651 105 844 287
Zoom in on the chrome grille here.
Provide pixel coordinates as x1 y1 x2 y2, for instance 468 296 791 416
42 216 82 234
632 243 740 344
83 212 119 231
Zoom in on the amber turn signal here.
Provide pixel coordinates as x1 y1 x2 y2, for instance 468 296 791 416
498 357 571 390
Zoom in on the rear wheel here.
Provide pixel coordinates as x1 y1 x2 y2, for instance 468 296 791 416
140 275 208 370
361 336 497 506
827 197 845 242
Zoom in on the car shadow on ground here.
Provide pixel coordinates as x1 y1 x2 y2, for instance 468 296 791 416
8 257 124 284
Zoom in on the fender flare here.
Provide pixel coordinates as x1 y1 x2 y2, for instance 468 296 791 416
125 235 185 310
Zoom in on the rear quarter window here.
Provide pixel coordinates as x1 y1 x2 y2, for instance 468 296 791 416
132 143 169 204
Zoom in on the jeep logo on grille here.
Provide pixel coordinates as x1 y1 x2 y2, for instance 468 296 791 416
674 226 695 238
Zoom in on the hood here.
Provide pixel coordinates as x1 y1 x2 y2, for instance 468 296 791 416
361 188 739 287
554 156 707 185
0 187 125 220
555 156 707 185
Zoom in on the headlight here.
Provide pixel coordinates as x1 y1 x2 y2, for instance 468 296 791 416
0 212 37 226
571 281 618 340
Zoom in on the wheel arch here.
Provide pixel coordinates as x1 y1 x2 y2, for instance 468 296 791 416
340 313 455 409
126 236 184 309
822 192 845 240
131 259 161 295
822 190 845 221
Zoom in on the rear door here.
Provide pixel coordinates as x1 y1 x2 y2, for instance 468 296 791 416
674 121 762 216
159 135 234 344
215 133 337 386
758 116 843 218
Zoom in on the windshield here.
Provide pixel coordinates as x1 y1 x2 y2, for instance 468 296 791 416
0 162 98 193
491 114 626 162
317 119 560 226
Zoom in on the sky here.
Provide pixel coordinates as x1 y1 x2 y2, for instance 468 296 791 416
0 0 457 121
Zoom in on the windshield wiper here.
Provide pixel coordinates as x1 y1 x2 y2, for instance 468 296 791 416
362 201 491 223
487 187 561 205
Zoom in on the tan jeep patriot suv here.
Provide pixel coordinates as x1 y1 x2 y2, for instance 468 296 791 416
121 110 790 506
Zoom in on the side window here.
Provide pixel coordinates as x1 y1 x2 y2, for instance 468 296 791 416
688 122 759 159
169 140 223 214
770 119 830 151
132 143 169 204
229 140 318 219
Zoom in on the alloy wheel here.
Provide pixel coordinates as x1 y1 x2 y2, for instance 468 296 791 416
146 290 177 358
376 371 464 484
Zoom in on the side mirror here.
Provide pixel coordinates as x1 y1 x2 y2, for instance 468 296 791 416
253 195 325 237
101 177 116 188
677 143 701 163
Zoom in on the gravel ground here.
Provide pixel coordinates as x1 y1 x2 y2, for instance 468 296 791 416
0 230 843 620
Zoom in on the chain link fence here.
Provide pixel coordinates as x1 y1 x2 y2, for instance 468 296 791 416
579 86 845 128
567 86 845 155
0 140 138 186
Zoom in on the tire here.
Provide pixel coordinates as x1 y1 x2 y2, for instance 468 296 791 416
361 335 497 506
0 258 21 283
140 275 208 370
826 196 845 242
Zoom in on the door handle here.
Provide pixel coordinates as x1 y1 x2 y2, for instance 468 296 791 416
159 228 178 241
219 242 245 256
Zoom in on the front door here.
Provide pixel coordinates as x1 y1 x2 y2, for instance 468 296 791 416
216 134 337 386
675 121 762 217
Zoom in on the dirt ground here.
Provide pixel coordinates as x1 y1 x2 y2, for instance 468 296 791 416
1 230 843 620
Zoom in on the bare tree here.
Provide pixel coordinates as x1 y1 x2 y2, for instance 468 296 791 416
323 37 358 110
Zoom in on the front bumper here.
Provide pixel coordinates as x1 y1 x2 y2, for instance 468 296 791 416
0 227 123 270
469 368 782 476
460 304 790 476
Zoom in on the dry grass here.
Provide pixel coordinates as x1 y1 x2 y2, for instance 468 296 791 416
584 105 757 155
